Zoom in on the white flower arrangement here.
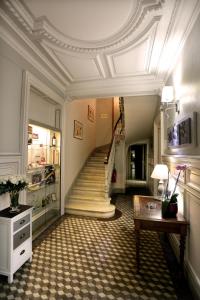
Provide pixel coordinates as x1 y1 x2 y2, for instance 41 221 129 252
0 175 28 196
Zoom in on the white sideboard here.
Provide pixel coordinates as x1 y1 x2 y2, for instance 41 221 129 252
0 205 33 283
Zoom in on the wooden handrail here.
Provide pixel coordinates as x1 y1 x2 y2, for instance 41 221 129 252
104 112 122 164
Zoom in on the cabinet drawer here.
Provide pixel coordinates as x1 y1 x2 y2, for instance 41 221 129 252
13 225 30 250
13 214 30 232
13 238 31 274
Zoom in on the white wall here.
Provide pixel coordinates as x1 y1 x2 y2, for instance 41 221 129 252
64 99 96 197
29 89 60 128
0 54 23 154
96 98 112 148
161 14 200 300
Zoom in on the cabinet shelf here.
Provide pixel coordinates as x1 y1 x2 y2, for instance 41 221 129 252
27 123 61 237
27 181 59 193
33 205 51 222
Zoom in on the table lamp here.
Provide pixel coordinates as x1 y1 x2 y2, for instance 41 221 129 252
151 164 168 196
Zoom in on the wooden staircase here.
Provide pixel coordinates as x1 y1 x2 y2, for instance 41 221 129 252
65 146 115 218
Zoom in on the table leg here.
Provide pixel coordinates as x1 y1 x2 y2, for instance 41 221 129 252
135 229 140 273
179 234 186 276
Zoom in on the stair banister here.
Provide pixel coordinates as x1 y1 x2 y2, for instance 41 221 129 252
104 113 122 165
104 113 123 197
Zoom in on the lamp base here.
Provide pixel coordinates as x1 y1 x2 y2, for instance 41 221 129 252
157 180 165 196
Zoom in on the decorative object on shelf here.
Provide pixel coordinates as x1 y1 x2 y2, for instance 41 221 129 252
88 105 95 122
162 164 188 218
52 133 57 146
0 175 28 212
73 120 83 139
28 125 32 145
151 164 169 196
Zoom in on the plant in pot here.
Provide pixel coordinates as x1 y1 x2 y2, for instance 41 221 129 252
0 175 28 212
162 164 187 218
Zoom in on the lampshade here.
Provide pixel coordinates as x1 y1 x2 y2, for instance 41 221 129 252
161 86 174 103
151 164 168 180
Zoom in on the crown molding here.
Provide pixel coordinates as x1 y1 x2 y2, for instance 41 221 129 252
0 6 67 96
65 77 163 100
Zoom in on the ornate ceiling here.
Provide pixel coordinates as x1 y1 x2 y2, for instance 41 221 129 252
0 0 200 99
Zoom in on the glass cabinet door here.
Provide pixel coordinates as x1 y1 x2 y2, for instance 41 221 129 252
26 123 61 238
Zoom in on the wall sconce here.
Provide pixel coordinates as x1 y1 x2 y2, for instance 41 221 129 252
160 86 180 114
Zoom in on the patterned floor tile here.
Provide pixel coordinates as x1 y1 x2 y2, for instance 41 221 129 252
0 194 193 299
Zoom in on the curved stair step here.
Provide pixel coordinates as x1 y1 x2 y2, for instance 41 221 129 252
65 203 115 218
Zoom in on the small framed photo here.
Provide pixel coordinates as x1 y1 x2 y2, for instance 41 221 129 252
73 120 83 139
51 193 57 202
88 105 95 122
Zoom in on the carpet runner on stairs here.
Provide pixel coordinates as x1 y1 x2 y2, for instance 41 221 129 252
65 146 115 218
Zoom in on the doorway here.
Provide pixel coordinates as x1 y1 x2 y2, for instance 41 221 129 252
128 144 147 181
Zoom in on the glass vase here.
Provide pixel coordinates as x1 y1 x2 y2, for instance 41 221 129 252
161 198 170 218
162 198 178 218
10 192 20 212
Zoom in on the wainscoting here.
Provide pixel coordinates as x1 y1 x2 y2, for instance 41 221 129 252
163 156 200 300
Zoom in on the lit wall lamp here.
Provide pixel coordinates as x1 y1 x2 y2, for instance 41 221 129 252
160 86 180 114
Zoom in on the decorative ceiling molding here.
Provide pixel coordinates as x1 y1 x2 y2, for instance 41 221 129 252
0 7 66 96
65 77 163 100
4 0 165 53
106 20 159 78
1 0 200 100
55 52 106 82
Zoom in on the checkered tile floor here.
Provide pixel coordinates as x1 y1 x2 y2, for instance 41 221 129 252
0 196 187 299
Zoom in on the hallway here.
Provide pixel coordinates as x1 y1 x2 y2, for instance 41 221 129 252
0 191 192 300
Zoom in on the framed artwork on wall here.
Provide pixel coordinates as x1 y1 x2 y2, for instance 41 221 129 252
167 112 197 148
88 105 95 122
179 117 192 145
73 120 83 139
167 123 179 147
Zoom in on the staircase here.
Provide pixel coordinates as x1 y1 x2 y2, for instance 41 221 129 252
65 146 115 218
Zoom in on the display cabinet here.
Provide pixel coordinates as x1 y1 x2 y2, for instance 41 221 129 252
26 123 61 238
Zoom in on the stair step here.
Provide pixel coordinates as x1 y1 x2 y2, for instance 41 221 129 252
82 168 105 174
92 154 107 158
88 157 105 162
70 194 106 201
76 180 105 188
71 189 105 197
65 203 115 218
68 199 110 207
81 171 104 177
86 160 104 167
73 185 104 192
79 176 105 182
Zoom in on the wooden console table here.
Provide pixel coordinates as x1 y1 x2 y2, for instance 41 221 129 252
133 195 189 275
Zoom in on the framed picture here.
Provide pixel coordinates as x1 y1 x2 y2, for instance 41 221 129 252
167 112 197 148
167 123 179 147
88 105 95 122
73 120 83 139
179 117 192 145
